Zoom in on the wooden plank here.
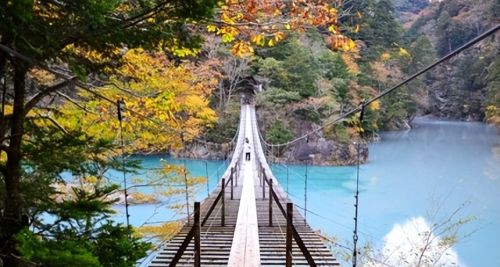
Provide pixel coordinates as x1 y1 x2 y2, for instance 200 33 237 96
227 105 261 267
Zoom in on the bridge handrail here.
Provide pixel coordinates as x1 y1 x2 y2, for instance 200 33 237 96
249 105 317 266
201 104 246 225
249 105 287 200
162 105 248 266
219 104 246 182
262 171 317 266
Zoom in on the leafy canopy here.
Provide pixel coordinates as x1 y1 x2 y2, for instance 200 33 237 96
57 49 218 153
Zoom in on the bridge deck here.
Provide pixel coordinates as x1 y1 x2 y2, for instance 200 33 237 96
255 184 339 266
149 177 242 266
148 105 339 266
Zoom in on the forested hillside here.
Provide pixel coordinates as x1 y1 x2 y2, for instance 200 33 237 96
201 0 499 166
201 0 408 165
401 0 499 123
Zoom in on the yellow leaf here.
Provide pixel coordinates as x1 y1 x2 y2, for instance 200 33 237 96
231 41 254 57
274 31 285 42
222 33 235 42
398 47 411 58
268 38 275 46
284 23 291 30
207 25 217 32
328 25 337 33
380 52 391 61
85 176 98 184
221 12 235 24
342 39 356 51
251 34 265 46
0 150 7 164
369 100 381 110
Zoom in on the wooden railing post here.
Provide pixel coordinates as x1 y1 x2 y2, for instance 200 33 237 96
269 179 273 227
261 166 264 187
286 203 293 267
194 202 201 267
235 162 238 187
221 178 225 227
230 171 234 200
257 161 261 185
262 171 266 199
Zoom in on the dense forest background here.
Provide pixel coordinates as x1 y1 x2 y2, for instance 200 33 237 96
0 0 498 266
202 0 499 165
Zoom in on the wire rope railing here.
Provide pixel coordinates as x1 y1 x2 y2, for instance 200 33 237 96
250 105 319 267
154 102 247 267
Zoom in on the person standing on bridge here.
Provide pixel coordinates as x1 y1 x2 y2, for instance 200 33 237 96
245 138 251 161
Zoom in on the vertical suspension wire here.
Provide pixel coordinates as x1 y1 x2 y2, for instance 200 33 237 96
271 145 274 164
183 160 191 223
286 163 289 198
181 134 191 224
353 142 360 267
353 102 365 267
304 160 308 222
205 160 210 197
117 99 130 234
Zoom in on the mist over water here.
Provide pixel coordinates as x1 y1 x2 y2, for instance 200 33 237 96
115 118 499 266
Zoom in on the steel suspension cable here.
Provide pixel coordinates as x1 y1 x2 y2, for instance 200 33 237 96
260 24 500 148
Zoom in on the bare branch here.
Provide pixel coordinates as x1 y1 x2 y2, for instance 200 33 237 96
27 113 69 135
24 78 76 114
56 92 97 114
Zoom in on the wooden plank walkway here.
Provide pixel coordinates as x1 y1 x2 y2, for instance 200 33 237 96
254 179 339 266
148 104 339 266
149 178 242 266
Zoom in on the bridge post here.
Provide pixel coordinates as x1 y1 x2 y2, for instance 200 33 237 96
262 171 266 199
286 202 293 267
257 161 261 186
221 178 225 227
269 179 273 227
261 166 264 187
230 170 234 200
194 202 201 267
235 162 238 187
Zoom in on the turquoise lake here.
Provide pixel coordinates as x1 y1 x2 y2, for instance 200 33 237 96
112 118 500 266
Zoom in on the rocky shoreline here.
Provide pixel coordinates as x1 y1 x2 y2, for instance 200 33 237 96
171 137 370 166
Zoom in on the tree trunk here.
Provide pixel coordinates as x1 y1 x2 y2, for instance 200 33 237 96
0 51 7 138
0 52 6 120
0 63 27 267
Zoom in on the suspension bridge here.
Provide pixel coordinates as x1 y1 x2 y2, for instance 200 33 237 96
147 104 339 266
139 24 499 267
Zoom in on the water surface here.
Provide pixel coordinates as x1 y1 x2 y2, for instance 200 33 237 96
270 118 499 266
117 119 499 266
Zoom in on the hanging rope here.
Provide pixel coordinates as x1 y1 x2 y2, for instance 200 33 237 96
352 102 364 267
117 99 131 234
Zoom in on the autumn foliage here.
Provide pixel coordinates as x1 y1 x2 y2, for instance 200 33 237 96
58 49 218 152
207 0 355 57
